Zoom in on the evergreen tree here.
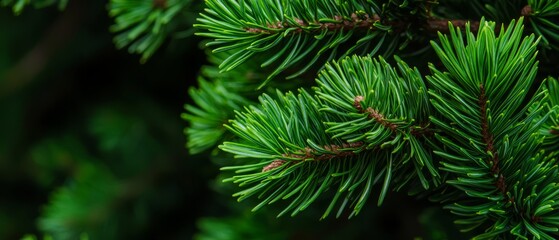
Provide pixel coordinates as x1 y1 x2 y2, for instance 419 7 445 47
2 0 559 239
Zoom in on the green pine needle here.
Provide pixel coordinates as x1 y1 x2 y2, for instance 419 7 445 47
195 0 429 86
527 0 559 50
108 0 191 62
220 55 439 218
428 18 559 239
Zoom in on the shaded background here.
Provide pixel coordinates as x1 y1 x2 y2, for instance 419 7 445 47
0 2 467 239
0 2 213 238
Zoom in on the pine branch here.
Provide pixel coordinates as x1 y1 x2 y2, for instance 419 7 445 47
182 78 252 154
525 0 559 50
183 54 302 154
220 56 439 219
195 0 432 86
539 77 559 157
244 14 381 34
38 163 120 240
108 0 192 62
428 18 559 239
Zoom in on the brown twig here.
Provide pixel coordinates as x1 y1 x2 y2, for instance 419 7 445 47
521 5 533 17
354 96 399 132
354 95 435 137
479 85 506 195
246 14 381 34
244 13 483 35
425 19 480 33
262 142 365 172
245 4 534 37
365 107 399 132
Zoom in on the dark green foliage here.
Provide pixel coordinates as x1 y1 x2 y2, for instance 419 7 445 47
540 78 559 157
183 78 252 154
188 1 559 238
4 1 559 239
108 0 193 61
428 18 559 239
38 164 119 240
0 0 66 14
220 56 438 218
182 54 302 154
195 0 430 86
214 15 559 239
527 0 559 50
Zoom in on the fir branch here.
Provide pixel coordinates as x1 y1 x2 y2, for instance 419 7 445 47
195 0 430 85
221 56 440 219
539 77 559 157
183 54 301 154
428 18 559 239
317 56 439 190
196 0 549 87
183 78 252 154
526 0 559 49
108 0 192 62
479 84 504 194
261 160 287 172
245 14 381 34
365 107 398 131
221 90 382 218
243 11 488 37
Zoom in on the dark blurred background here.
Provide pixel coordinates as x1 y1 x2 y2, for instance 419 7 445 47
0 2 216 239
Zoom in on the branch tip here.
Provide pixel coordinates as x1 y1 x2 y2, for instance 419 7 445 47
479 85 506 195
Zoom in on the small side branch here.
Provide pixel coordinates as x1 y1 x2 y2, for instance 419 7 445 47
354 96 433 136
479 85 506 195
354 96 398 132
246 14 380 34
365 108 398 132
262 142 365 172
245 4 533 36
426 19 480 33
244 13 482 35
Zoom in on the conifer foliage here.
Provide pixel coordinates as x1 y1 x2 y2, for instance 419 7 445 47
4 0 559 239
192 0 559 239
